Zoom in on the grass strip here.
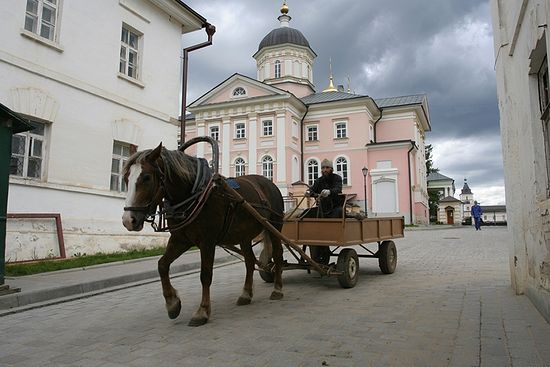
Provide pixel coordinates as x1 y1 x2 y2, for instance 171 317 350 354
5 247 167 276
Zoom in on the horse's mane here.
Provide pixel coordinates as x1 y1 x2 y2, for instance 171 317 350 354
123 147 195 183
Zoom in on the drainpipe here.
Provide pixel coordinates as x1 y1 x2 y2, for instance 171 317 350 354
180 23 216 147
372 108 383 143
299 105 309 182
407 141 417 224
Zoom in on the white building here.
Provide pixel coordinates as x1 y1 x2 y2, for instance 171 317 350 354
1 1 210 261
491 0 550 322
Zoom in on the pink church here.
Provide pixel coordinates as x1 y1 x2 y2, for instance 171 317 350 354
185 4 431 224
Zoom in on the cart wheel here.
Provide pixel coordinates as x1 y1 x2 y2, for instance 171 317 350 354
378 240 397 274
310 246 331 265
259 248 274 283
336 249 359 288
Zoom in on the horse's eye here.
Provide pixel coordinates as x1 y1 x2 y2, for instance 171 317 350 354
141 174 152 183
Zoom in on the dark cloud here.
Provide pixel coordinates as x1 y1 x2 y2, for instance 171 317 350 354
183 0 503 203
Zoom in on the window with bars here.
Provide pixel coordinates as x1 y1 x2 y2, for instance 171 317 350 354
10 120 46 179
24 0 59 42
307 125 318 141
262 120 273 136
335 121 347 139
307 159 319 186
111 141 135 192
235 122 246 139
335 157 349 185
262 156 273 181
119 25 141 79
235 157 245 177
209 126 220 141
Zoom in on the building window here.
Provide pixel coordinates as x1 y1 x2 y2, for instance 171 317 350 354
119 25 141 79
209 126 220 141
111 141 134 192
262 155 274 181
10 120 46 179
235 157 245 177
232 87 246 96
24 0 59 42
335 156 349 185
307 159 319 186
307 125 318 141
275 60 281 78
262 120 273 136
335 121 347 139
235 122 246 139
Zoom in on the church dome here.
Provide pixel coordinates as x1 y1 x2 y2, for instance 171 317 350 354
258 27 310 52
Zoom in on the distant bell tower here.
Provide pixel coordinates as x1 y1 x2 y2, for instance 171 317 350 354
253 1 317 98
460 178 474 220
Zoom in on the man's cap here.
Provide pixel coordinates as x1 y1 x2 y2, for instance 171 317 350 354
321 158 333 168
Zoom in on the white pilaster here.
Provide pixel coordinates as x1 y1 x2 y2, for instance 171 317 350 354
197 122 205 157
222 118 231 176
276 112 286 182
248 114 258 174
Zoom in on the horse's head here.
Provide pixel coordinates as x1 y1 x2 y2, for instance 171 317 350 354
122 143 164 231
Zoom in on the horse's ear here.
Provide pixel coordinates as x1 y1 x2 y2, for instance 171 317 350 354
146 142 163 163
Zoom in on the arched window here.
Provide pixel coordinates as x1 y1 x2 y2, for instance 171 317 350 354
262 155 273 181
335 157 348 185
235 157 245 177
232 87 246 97
274 60 281 78
307 159 319 186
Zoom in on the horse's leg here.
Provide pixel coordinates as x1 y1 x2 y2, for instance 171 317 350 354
269 233 284 300
237 240 255 305
158 234 192 319
189 244 215 326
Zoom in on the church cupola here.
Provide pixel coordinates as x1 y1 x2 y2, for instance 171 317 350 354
253 1 317 98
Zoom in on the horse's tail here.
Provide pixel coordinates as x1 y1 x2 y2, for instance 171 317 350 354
259 229 273 264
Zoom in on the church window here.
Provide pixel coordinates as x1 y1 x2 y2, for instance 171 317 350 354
11 119 48 180
235 122 246 139
334 121 347 139
120 24 141 80
235 157 245 177
209 125 220 141
274 60 281 78
110 141 136 192
24 0 60 42
232 87 246 97
306 159 319 186
307 125 318 141
262 155 274 181
335 156 349 185
262 120 273 136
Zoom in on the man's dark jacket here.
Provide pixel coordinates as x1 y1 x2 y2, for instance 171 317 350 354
310 173 343 214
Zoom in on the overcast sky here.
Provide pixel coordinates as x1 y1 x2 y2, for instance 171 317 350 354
183 0 503 205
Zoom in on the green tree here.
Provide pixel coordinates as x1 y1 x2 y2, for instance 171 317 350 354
425 144 440 222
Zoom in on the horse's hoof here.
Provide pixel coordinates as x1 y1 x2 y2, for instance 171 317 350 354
167 299 181 319
188 317 208 327
237 296 252 306
270 291 284 300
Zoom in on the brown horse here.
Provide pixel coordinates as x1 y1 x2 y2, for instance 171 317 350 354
122 143 285 326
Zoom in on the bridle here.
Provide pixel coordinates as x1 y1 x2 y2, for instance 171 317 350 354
122 161 166 224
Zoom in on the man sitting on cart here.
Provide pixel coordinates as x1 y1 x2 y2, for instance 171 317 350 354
303 158 344 219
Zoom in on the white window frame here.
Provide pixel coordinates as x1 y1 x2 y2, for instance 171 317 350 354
306 159 320 186
306 124 318 141
262 119 273 137
235 157 246 177
111 141 133 192
119 24 142 80
235 122 246 139
274 60 281 78
24 0 60 42
261 155 274 181
335 156 349 185
10 120 47 180
334 121 348 139
209 125 220 141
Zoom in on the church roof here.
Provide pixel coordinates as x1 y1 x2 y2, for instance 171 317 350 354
375 94 427 108
461 181 472 195
427 172 454 182
258 27 311 51
439 196 461 203
301 91 366 105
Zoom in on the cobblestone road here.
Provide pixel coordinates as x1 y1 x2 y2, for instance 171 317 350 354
1 227 550 367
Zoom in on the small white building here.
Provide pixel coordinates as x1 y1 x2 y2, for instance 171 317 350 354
491 0 550 322
480 205 507 225
1 1 210 261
